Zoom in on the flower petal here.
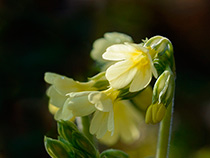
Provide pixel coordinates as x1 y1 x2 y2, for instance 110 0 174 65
104 32 133 43
151 63 158 78
88 92 113 112
54 98 74 120
47 86 67 107
90 111 109 139
66 92 96 116
106 60 138 89
102 44 135 61
129 68 152 92
108 110 114 133
44 72 60 84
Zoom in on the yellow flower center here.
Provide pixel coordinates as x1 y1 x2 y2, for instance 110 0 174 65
103 88 120 102
130 51 150 70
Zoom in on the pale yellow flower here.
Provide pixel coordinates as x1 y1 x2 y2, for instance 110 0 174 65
99 100 142 145
88 88 119 139
44 72 96 116
103 43 158 92
91 32 133 64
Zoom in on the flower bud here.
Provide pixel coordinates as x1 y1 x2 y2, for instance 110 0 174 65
44 136 73 158
57 120 79 144
145 103 166 124
100 149 129 158
152 70 175 108
145 70 175 124
144 36 175 75
72 131 98 158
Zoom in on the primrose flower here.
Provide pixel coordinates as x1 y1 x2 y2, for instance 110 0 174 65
44 72 97 118
99 100 142 145
103 43 158 92
55 91 97 120
88 88 120 139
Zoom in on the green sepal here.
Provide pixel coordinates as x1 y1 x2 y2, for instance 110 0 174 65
44 136 72 158
88 72 109 91
144 36 175 75
57 120 79 144
92 80 109 91
72 131 98 158
100 149 129 158
88 72 106 81
118 86 144 100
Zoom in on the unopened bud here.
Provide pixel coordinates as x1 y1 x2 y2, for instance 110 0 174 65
44 136 72 158
72 131 98 158
145 103 166 124
153 70 175 108
145 70 174 124
57 120 79 144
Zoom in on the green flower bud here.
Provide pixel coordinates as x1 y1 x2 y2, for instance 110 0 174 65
58 136 88 158
100 149 129 158
44 136 73 158
145 103 166 124
152 70 175 108
57 120 79 144
72 131 98 158
145 69 175 124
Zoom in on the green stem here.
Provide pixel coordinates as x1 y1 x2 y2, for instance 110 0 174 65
156 98 174 158
81 116 94 144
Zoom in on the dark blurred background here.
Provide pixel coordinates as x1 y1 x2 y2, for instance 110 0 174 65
0 0 210 157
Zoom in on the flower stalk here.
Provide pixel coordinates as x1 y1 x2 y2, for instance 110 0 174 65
156 73 175 158
81 116 95 144
156 100 174 158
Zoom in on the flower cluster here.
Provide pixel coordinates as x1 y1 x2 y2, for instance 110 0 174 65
44 32 175 145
